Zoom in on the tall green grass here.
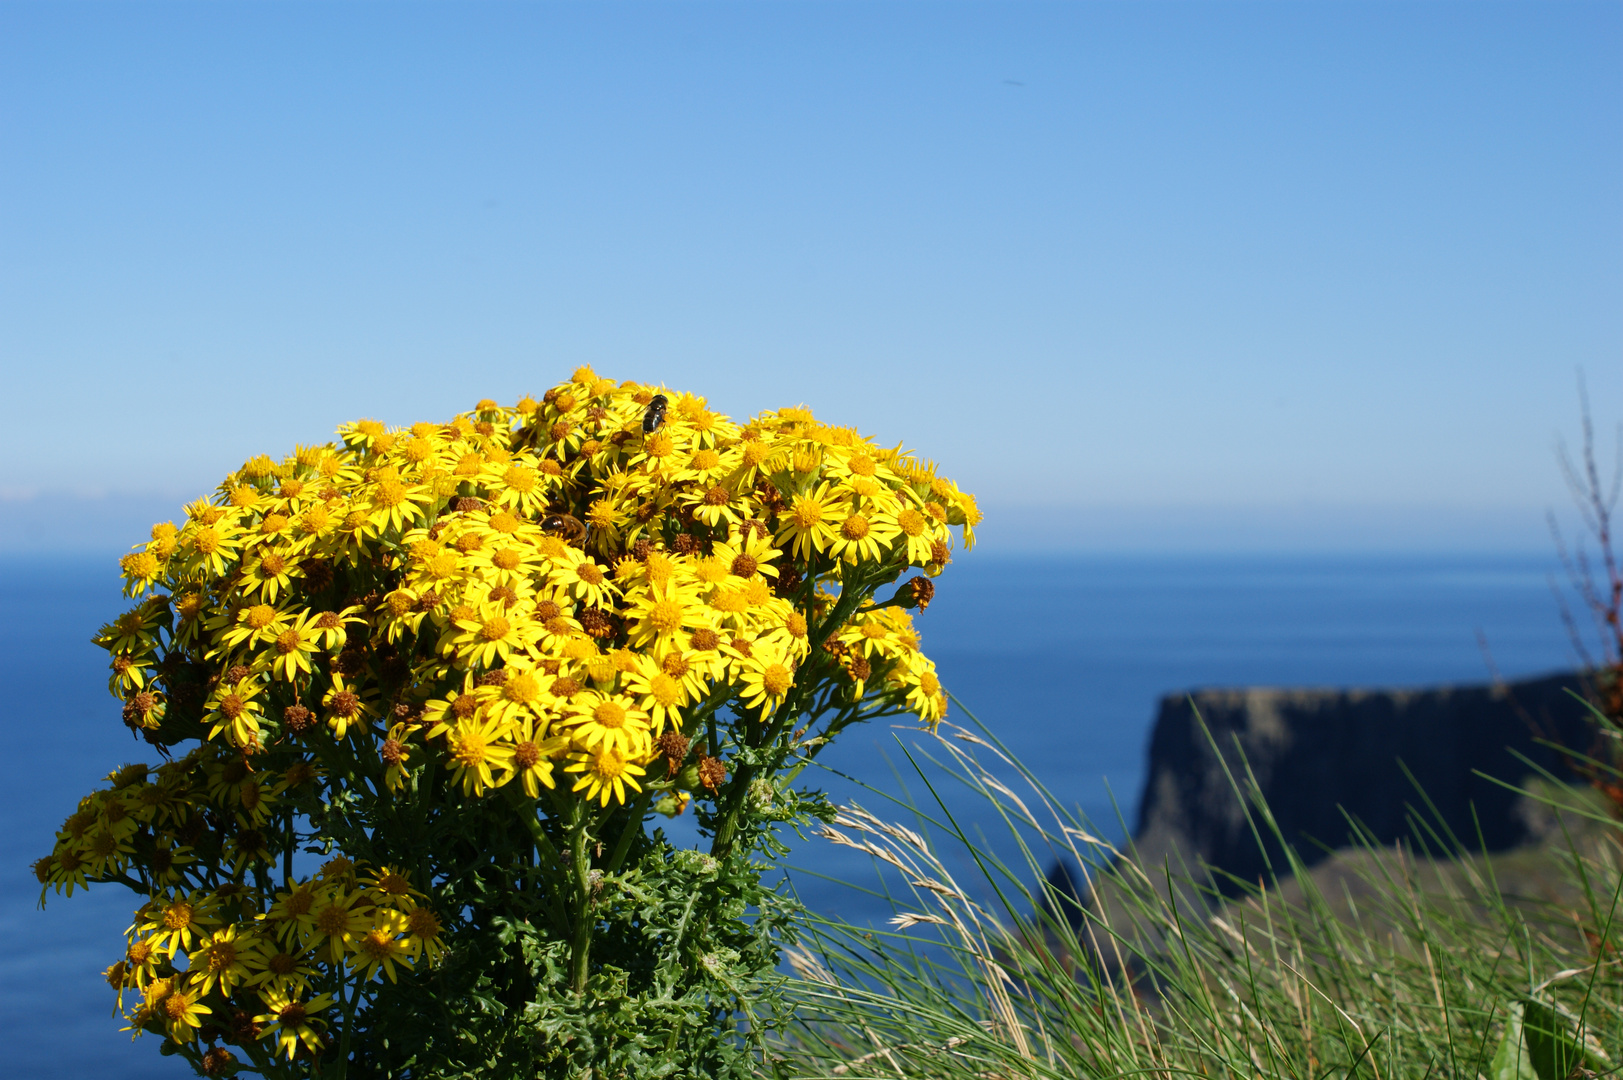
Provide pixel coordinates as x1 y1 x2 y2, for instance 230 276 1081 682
777 703 1621 1080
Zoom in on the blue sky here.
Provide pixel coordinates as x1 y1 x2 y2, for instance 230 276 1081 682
1 0 1619 553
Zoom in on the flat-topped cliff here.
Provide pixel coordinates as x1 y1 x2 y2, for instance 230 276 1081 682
1127 671 1599 892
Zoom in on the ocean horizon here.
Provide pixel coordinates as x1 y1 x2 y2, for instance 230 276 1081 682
0 549 1586 1077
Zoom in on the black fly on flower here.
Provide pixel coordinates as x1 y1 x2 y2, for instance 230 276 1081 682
642 393 669 434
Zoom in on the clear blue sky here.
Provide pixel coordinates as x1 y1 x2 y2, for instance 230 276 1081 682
2 1 1619 553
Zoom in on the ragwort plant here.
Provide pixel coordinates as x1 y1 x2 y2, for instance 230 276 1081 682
35 368 978 1078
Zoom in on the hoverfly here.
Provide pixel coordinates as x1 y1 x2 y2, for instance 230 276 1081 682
642 394 669 434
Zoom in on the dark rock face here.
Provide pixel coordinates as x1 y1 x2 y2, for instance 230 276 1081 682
1129 672 1598 894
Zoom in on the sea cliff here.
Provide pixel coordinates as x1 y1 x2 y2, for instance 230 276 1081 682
1125 671 1597 892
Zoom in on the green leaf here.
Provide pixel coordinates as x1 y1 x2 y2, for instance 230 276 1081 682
1489 998 1612 1080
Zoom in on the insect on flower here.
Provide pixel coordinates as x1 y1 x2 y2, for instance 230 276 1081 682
642 394 669 435
540 512 587 544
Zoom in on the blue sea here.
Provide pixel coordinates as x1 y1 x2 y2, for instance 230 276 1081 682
0 552 1581 1077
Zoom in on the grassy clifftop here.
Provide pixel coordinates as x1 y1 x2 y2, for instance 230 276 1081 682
779 721 1619 1080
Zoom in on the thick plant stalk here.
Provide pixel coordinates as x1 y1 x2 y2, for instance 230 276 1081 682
570 801 596 996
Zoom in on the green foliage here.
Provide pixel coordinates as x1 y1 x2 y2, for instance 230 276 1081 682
348 827 820 1079
782 707 1623 1080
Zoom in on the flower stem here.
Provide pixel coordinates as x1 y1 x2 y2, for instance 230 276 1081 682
568 799 595 996
606 788 655 874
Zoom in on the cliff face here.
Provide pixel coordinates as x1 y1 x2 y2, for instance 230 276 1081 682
1128 672 1598 893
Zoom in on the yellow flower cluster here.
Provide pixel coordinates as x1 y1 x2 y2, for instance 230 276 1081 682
44 369 976 1062
38 753 444 1059
103 368 972 805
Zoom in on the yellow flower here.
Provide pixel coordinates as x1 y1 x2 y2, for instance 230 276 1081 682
565 746 646 807
583 494 631 545
180 513 243 577
623 656 691 734
711 525 782 582
349 908 414 983
703 580 757 631
105 651 154 696
395 432 446 471
549 550 621 610
447 713 516 796
186 924 261 996
421 675 482 739
265 879 322 945
239 545 297 600
332 504 381 556
158 980 212 1043
255 987 336 1061
81 825 135 878
679 482 745 529
306 887 370 965
292 499 336 543
509 720 567 798
242 941 317 995
215 601 292 653
95 604 166 655
308 604 366 651
676 443 740 485
475 658 549 726
531 599 586 652
448 604 543 669
625 578 706 652
322 673 376 739
465 538 539 587
145 836 195 888
366 474 436 533
265 610 321 681
556 691 652 759
362 864 426 911
732 434 782 485
114 936 161 1005
378 726 413 793
118 549 166 596
321 854 358 885
475 505 543 546
888 503 945 567
486 457 553 514
205 677 267 747
338 417 391 452
841 607 914 661
404 905 448 966
829 444 901 488
829 506 901 564
904 657 947 725
738 649 796 718
775 481 845 561
137 890 220 959
225 821 275 873
378 587 430 642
